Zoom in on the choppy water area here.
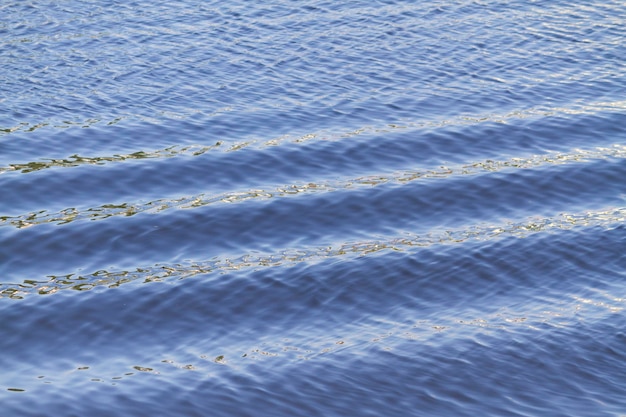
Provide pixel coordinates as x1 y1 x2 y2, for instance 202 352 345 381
2 0 626 415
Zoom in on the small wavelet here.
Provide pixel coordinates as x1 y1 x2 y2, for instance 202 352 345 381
2 144 624 230
2 205 623 299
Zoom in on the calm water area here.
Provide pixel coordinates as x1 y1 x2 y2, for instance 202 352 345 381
1 1 626 416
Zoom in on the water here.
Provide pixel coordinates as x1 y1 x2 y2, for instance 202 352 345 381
1 1 625 415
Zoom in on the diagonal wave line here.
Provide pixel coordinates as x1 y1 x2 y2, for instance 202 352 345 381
2 144 625 230
2 98 626 140
2 205 624 299
0 142 225 175
2 98 626 174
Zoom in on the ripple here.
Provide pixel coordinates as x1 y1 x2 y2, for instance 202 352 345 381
2 205 623 299
2 278 623 414
2 144 624 230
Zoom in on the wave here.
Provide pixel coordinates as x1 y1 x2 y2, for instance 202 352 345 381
2 142 625 229
2 205 623 299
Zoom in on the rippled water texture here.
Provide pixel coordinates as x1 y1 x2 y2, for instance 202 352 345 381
1 1 626 416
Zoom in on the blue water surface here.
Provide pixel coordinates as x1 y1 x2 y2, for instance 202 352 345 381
1 1 625 416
